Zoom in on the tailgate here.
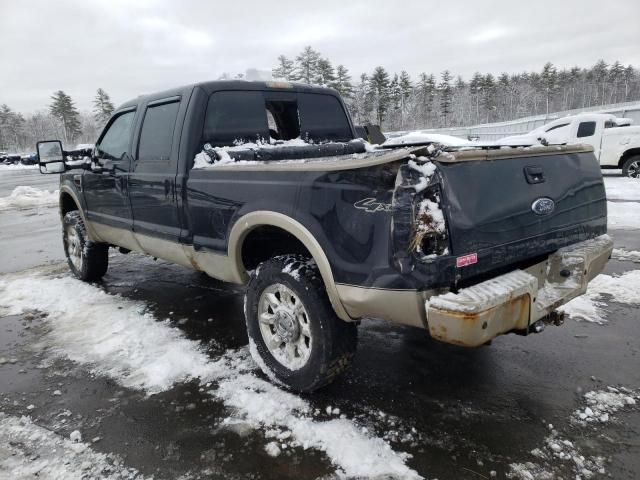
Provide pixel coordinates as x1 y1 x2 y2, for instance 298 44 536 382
436 147 607 260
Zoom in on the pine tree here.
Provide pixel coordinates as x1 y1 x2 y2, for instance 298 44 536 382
541 63 559 115
481 74 497 122
417 73 436 127
592 60 609 105
93 88 115 125
315 58 336 87
50 90 81 143
332 65 354 99
294 46 321 84
439 70 453 126
623 65 635 101
469 72 484 124
609 61 625 103
368 67 391 124
272 55 296 81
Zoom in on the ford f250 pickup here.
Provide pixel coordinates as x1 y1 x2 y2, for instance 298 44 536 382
36 80 613 392
499 113 640 177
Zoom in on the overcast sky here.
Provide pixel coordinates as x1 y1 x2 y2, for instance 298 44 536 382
2 0 639 112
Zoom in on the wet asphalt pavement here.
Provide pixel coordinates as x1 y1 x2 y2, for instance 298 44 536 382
1 168 639 479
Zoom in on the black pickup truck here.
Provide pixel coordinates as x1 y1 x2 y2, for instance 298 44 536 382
36 80 613 392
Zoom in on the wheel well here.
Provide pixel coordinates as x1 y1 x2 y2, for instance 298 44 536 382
241 226 312 272
60 192 79 216
619 148 640 167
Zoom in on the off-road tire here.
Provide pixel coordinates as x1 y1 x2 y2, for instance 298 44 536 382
621 155 640 179
245 254 357 392
62 211 109 281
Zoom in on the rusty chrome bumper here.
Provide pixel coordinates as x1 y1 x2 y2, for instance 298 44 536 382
425 235 613 347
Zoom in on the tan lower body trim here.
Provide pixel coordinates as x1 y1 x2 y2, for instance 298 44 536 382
88 221 239 284
335 283 432 329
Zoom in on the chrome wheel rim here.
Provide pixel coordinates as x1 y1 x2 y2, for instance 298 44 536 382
627 161 640 178
65 226 83 271
258 283 312 370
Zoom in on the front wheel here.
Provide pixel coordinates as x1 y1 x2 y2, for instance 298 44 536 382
62 211 109 281
244 254 357 392
621 156 640 178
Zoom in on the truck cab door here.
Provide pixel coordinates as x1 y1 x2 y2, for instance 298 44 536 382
574 120 604 160
83 109 136 234
128 97 184 246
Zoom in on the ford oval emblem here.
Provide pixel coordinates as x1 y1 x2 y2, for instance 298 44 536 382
531 197 555 215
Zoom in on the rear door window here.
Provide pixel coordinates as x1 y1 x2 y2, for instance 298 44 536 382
577 121 596 138
138 101 180 161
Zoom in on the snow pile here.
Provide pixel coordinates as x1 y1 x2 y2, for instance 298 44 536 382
0 186 59 210
603 177 640 201
573 387 638 424
607 201 640 230
0 273 217 393
0 413 148 479
0 163 38 171
611 248 640 263
0 270 421 479
560 269 640 323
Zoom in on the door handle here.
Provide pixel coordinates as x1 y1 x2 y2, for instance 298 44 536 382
524 166 545 184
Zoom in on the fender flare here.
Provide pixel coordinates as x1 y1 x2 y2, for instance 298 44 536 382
227 211 351 321
59 186 100 241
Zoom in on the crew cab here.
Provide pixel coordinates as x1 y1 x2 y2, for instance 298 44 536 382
36 80 613 392
499 113 640 177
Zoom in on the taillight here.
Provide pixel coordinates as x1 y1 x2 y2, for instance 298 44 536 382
412 185 449 259
391 157 450 271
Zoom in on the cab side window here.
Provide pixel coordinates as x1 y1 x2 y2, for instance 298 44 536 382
577 121 596 138
96 111 135 161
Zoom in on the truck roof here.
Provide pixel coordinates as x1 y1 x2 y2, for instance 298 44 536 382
117 80 341 111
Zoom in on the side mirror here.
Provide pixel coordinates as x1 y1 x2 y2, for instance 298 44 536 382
36 140 66 174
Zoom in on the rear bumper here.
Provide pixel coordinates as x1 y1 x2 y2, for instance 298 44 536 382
426 234 613 346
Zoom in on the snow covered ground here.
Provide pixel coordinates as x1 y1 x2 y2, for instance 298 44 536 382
0 268 421 479
560 267 640 323
0 413 148 479
603 176 640 201
0 164 38 171
508 386 640 480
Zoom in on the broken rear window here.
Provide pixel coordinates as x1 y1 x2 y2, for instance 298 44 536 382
201 91 353 147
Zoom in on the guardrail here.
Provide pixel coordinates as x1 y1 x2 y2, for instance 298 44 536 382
391 101 640 141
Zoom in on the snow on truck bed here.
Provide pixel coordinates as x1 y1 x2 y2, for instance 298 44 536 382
0 269 421 480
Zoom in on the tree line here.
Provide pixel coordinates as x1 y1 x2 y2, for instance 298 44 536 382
0 89 114 152
273 46 640 131
3 49 640 151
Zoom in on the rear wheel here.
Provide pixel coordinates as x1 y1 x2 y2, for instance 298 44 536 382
244 254 357 392
63 211 109 281
621 156 640 178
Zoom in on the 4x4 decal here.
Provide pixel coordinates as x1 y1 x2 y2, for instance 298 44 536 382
354 198 392 213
